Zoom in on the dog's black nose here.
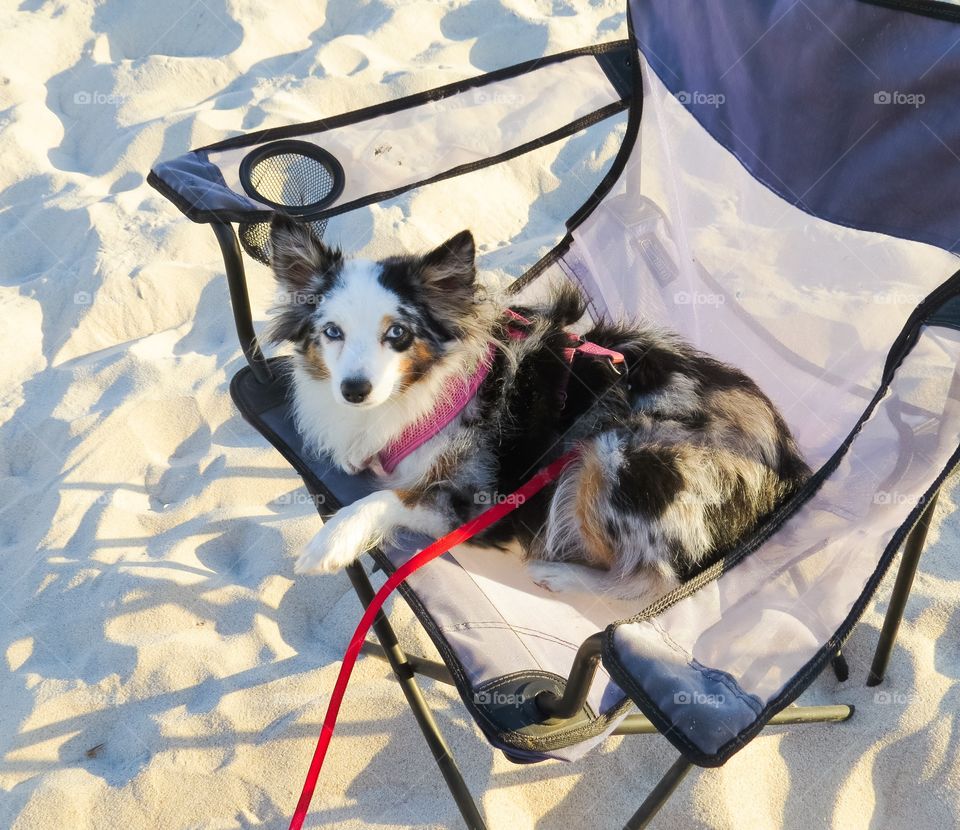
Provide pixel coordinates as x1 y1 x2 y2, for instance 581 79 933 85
340 378 372 404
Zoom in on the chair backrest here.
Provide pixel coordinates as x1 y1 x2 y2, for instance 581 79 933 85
568 0 960 469
594 0 960 766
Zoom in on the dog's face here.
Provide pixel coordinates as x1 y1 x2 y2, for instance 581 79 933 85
268 216 477 409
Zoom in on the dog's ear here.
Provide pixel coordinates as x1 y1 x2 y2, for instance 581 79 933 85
269 214 340 290
418 230 476 299
267 215 340 345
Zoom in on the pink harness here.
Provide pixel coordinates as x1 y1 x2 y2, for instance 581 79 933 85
375 310 625 475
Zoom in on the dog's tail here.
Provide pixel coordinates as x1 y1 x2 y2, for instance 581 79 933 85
511 281 587 329
540 428 772 581
529 430 691 601
539 431 684 577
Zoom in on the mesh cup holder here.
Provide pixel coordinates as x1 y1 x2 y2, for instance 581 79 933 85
237 218 330 266
237 140 344 265
239 139 345 215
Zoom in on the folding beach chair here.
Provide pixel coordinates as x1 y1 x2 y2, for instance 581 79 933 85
147 1 960 826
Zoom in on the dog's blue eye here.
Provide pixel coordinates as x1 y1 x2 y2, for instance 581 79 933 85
323 324 343 341
385 324 408 341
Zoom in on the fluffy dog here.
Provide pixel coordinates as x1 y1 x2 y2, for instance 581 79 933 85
267 216 810 603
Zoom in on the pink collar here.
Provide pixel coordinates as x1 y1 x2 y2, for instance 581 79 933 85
373 310 624 476
376 344 496 475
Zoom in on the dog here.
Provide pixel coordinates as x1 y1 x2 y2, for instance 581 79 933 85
267 215 811 603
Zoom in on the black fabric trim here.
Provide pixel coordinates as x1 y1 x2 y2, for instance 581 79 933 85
601 267 960 766
927 294 960 332
565 5 642 234
286 100 628 224
149 100 628 226
594 48 635 100
147 168 208 229
198 41 631 154
509 234 574 295
509 3 642 294
858 0 960 22
237 140 344 215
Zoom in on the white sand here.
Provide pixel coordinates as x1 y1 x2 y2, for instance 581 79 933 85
2 1 959 828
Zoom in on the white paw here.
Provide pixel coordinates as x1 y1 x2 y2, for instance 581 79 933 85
527 561 585 594
340 458 366 476
295 513 377 575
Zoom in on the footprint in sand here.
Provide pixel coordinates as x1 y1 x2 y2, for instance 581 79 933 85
91 0 242 60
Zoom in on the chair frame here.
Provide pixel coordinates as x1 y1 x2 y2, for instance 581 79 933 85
211 219 938 828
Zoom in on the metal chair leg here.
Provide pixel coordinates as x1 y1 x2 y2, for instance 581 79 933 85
623 755 693 830
616 704 852 825
612 703 853 735
345 562 488 830
831 651 849 682
867 490 940 686
360 639 456 686
211 221 272 385
535 633 603 719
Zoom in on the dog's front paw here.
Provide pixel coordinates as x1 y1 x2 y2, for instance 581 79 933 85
339 458 365 476
295 521 369 575
528 560 584 594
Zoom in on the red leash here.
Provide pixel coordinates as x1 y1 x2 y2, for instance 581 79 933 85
288 448 580 830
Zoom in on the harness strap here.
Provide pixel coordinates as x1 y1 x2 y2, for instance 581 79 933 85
288 448 581 830
505 308 625 364
566 339 625 364
377 343 496 474
376 310 624 475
